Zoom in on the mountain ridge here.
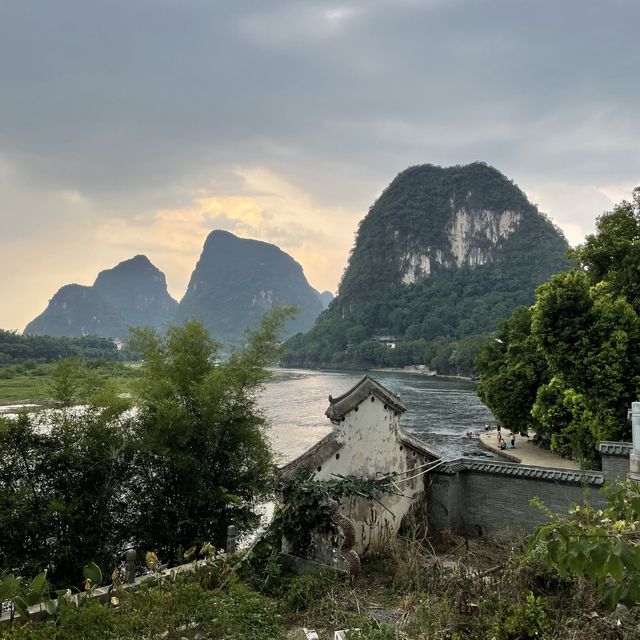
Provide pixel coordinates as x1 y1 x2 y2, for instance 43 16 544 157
24 255 179 338
283 162 571 374
175 230 325 344
24 233 328 344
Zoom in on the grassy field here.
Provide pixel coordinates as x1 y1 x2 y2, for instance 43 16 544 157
0 362 140 406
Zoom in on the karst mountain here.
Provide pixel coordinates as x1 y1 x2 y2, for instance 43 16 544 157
24 163 569 359
24 255 179 338
175 230 324 343
25 233 327 344
282 162 571 372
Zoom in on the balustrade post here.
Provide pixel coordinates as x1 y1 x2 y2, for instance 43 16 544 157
125 549 136 584
226 525 237 554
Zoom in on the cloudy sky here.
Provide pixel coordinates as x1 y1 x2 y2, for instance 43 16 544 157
1 0 639 330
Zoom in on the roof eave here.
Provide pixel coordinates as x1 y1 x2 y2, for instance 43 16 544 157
277 431 343 482
399 428 441 459
324 375 406 420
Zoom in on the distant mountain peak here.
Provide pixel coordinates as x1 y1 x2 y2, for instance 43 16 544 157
123 254 154 267
25 256 178 338
207 229 237 241
94 254 158 281
176 232 323 344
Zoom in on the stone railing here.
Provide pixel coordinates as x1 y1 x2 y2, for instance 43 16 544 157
0 525 237 625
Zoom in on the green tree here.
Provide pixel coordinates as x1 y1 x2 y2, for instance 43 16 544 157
570 188 640 311
48 358 83 407
129 309 292 563
0 400 135 587
476 307 547 435
0 310 292 585
477 188 640 463
449 334 488 375
530 275 640 462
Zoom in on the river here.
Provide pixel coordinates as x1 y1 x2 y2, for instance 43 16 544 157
0 368 496 463
261 368 496 464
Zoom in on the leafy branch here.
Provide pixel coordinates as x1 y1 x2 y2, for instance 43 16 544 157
529 481 640 608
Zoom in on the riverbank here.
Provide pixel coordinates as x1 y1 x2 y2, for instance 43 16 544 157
369 366 474 381
0 361 139 407
478 428 579 469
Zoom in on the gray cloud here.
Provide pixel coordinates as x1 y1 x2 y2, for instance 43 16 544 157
2 1 637 201
1 0 639 327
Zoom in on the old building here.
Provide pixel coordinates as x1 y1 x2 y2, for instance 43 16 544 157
278 377 637 570
279 375 440 556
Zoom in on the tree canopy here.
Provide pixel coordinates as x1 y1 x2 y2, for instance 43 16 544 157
0 330 121 364
571 188 640 311
477 189 640 464
0 308 292 586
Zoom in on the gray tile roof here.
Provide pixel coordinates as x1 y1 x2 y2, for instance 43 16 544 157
277 431 342 481
325 375 406 422
437 457 604 485
598 441 632 456
399 428 441 459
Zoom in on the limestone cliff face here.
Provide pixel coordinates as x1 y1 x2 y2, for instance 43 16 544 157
399 208 523 284
447 208 522 267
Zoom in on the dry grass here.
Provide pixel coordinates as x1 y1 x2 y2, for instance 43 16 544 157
280 533 640 639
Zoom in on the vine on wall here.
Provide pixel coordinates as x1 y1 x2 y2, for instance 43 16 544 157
273 474 395 556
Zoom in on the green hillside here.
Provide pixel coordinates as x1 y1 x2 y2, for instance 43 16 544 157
283 163 571 374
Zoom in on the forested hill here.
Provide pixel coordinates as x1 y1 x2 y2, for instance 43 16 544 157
175 230 325 344
24 255 178 338
282 162 571 374
0 329 119 363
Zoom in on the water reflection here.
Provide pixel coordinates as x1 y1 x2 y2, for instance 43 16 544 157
260 369 496 464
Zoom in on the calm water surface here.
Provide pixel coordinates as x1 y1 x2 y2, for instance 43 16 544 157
260 368 496 464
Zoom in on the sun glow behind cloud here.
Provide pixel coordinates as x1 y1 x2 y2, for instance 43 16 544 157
1 1 639 331
98 166 361 303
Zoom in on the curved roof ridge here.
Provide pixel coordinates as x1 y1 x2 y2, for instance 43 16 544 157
398 428 440 459
325 375 406 421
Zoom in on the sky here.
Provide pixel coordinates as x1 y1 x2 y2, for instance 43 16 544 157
1 0 639 331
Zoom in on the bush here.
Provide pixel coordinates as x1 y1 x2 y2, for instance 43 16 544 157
0 579 284 640
284 570 347 613
488 591 551 640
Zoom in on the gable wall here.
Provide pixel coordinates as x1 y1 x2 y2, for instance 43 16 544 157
313 394 430 551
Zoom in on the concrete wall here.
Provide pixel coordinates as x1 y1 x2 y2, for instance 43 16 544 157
428 459 606 538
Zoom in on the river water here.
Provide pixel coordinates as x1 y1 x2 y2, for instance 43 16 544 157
0 368 496 464
260 368 496 464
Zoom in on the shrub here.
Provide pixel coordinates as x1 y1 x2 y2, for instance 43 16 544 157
0 579 284 640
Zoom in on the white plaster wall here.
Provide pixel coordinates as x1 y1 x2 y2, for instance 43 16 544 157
312 395 429 551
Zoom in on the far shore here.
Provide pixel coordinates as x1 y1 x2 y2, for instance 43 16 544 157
369 366 474 382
